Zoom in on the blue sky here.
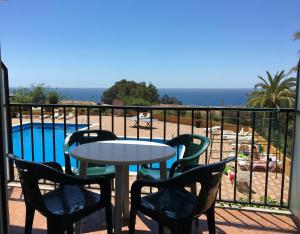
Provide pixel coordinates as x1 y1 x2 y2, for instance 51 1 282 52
0 0 299 88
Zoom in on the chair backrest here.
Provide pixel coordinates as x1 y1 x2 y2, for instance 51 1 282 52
174 157 234 217
166 134 210 171
7 154 48 212
64 129 118 174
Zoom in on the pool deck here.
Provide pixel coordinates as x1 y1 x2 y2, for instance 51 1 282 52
11 115 290 205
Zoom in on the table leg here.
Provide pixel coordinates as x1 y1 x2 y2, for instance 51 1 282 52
159 161 167 179
123 165 130 221
75 161 88 234
115 165 125 234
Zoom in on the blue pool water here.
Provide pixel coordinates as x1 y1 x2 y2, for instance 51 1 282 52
12 123 179 172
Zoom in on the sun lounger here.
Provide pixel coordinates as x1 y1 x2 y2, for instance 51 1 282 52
237 155 278 172
66 113 74 120
53 113 59 119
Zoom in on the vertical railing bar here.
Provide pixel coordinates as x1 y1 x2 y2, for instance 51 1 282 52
150 109 153 141
264 111 272 205
191 110 194 135
220 111 224 161
163 110 166 142
233 111 240 202
218 110 224 200
249 112 256 203
136 109 140 172
41 107 46 162
63 107 67 138
205 110 209 164
280 112 289 206
137 109 140 140
176 110 180 160
149 108 153 193
75 107 78 131
177 109 180 136
75 107 79 168
124 108 127 140
87 107 90 130
29 106 35 162
99 107 102 130
51 107 56 162
111 108 114 134
19 106 24 159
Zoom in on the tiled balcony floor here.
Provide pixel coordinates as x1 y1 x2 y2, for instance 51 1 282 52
8 187 298 234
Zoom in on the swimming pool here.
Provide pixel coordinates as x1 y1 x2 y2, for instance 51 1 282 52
12 123 180 172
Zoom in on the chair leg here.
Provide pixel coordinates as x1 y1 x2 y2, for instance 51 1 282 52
190 183 197 195
66 223 74 234
172 222 192 234
159 222 164 234
206 205 216 234
129 208 137 234
47 219 65 234
25 204 35 234
105 204 113 234
111 178 115 191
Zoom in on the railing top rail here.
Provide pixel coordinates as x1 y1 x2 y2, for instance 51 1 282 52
9 103 295 112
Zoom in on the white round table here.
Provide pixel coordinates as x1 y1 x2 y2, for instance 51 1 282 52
70 140 176 234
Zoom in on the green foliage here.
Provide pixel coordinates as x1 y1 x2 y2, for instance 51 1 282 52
101 79 159 105
12 87 32 103
160 94 182 105
30 84 47 103
122 97 151 106
223 165 234 175
47 90 60 104
11 84 61 104
246 71 296 108
295 30 300 40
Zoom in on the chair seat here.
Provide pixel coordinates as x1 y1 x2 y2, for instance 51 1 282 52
140 188 196 220
73 165 115 177
43 185 100 216
138 167 180 180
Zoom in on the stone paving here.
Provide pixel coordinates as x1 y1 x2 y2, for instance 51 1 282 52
8 187 298 233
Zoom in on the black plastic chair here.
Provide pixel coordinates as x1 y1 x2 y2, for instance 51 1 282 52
129 157 235 234
64 129 117 179
8 154 113 234
138 134 210 193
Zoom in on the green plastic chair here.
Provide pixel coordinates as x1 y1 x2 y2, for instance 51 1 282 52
64 129 117 179
137 134 211 181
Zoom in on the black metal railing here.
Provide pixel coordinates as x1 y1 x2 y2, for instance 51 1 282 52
8 103 295 208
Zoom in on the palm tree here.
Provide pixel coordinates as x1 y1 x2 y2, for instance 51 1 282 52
289 29 300 74
295 30 300 40
247 71 296 108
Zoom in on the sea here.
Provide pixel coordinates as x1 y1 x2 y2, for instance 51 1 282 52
54 88 252 106
10 87 252 106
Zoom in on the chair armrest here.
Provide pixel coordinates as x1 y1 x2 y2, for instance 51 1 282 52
41 162 63 172
169 158 189 178
64 133 72 154
31 164 111 190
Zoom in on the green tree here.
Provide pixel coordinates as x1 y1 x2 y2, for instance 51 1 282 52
289 29 300 74
11 84 61 104
160 94 182 105
11 88 32 103
30 84 47 103
102 79 159 105
247 71 296 108
47 90 60 104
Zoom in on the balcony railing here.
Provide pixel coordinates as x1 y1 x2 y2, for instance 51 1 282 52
8 103 295 209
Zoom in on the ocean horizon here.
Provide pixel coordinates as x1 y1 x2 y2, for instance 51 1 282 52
10 87 253 106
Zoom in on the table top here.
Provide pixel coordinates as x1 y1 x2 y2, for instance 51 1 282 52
70 140 176 165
